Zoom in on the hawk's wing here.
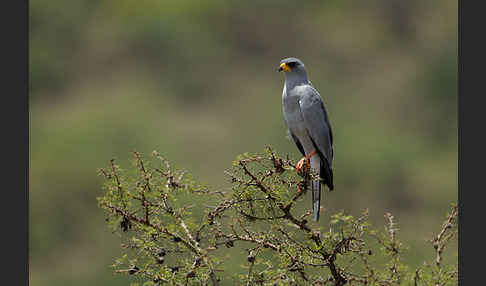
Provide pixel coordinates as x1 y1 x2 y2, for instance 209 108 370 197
298 86 334 167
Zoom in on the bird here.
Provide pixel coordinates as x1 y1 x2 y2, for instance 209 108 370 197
278 57 334 221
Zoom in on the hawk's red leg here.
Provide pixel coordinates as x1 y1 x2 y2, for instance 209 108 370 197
296 150 318 192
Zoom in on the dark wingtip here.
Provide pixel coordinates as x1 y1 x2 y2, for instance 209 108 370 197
328 183 334 191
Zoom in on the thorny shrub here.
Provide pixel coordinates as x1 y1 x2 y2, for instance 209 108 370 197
97 147 458 286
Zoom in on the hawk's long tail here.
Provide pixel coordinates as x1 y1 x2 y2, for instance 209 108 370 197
309 156 322 221
311 180 321 221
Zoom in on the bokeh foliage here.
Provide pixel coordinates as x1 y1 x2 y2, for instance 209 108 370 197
30 0 457 285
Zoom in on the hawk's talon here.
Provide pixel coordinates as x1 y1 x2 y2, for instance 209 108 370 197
296 157 310 175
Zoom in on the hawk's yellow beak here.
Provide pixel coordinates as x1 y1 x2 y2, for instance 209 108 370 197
278 63 291 72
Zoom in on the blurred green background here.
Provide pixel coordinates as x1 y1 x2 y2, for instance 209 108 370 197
30 0 457 285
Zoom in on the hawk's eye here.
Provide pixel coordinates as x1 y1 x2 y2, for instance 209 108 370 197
287 62 297 68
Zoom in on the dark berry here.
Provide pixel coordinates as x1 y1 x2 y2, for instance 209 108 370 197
186 270 196 278
157 249 166 257
128 265 139 275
